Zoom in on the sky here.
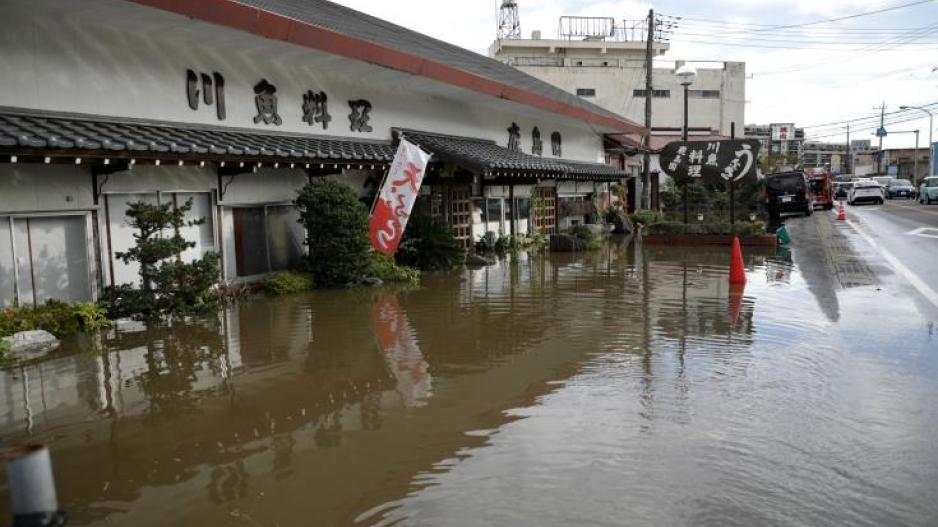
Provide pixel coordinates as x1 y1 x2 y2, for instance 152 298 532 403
330 0 938 149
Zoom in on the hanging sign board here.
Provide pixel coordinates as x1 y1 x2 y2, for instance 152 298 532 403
659 139 761 185
370 138 432 256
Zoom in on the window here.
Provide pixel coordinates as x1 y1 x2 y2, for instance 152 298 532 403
232 204 303 277
689 89 721 99
632 89 670 98
576 88 596 97
485 198 503 225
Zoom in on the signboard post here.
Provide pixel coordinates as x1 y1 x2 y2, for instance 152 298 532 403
659 139 762 225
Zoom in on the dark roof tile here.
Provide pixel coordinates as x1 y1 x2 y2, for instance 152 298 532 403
0 109 396 163
402 130 624 181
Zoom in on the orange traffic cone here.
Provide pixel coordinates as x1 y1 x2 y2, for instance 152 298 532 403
836 201 846 221
730 236 746 285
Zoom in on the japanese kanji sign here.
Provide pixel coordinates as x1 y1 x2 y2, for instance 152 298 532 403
659 139 761 185
370 138 432 256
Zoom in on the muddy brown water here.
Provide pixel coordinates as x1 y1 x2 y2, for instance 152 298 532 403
1 231 937 526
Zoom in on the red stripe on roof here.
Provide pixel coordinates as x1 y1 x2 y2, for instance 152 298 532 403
128 0 645 135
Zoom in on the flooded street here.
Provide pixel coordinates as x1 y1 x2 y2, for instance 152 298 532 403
2 222 938 526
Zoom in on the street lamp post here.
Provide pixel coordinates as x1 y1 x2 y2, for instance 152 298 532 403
914 130 919 183
676 65 697 225
900 105 934 184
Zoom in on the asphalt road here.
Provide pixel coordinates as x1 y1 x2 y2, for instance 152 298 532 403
839 197 938 303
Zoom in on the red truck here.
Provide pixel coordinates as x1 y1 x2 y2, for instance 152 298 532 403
807 169 835 210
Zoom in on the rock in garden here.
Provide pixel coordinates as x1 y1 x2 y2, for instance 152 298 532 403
549 234 586 252
465 255 491 268
362 277 384 287
2 330 60 359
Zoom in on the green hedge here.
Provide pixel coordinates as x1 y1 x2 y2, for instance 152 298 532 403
370 254 421 286
265 271 314 295
0 300 111 338
644 221 767 237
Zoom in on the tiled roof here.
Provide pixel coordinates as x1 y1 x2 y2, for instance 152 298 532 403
229 0 634 128
0 108 396 162
402 130 625 181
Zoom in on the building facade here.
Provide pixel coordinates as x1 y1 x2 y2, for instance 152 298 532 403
881 147 931 183
744 124 805 161
0 0 640 307
490 28 746 138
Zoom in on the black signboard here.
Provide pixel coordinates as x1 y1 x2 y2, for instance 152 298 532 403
659 139 761 185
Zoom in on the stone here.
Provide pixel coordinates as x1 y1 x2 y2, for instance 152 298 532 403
1 330 60 359
549 234 586 252
362 277 384 287
465 255 491 268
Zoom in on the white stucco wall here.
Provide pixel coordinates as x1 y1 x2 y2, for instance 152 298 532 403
0 0 612 165
500 63 746 137
0 165 94 213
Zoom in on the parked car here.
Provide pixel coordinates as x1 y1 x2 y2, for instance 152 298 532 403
872 176 895 190
808 172 835 210
920 177 938 204
766 171 814 221
834 181 853 199
848 180 885 205
885 179 916 199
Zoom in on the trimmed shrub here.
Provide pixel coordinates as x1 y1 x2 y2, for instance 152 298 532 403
395 216 465 271
630 209 664 227
370 253 420 286
295 180 372 287
110 199 220 319
265 271 314 295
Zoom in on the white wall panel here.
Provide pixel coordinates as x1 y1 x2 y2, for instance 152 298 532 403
0 218 15 307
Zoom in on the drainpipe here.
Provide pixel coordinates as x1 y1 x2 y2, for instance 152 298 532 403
8 218 19 306
508 184 516 237
4 445 67 526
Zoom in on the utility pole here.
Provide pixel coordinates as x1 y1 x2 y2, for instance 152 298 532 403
876 101 886 174
641 8 654 209
846 123 851 175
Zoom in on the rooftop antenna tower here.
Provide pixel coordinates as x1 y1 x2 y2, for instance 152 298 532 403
498 0 521 39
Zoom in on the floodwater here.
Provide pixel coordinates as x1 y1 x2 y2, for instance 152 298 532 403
1 227 937 526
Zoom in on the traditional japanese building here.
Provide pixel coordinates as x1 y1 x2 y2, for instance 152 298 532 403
0 0 644 307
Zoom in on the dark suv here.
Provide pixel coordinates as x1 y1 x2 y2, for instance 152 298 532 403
766 172 814 221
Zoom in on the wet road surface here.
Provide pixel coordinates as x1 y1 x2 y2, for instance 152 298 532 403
1 224 937 526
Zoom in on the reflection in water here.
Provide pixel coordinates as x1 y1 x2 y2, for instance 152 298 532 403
0 237 936 526
371 295 431 407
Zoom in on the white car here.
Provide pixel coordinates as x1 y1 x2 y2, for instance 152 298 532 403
848 180 884 205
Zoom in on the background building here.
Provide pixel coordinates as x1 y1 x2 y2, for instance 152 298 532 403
744 124 805 161
881 147 931 183
489 16 746 138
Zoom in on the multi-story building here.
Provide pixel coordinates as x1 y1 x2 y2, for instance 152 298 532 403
744 124 805 160
801 141 880 174
489 17 746 139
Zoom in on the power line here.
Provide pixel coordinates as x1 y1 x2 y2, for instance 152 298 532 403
801 102 938 129
662 0 936 31
750 21 938 75
804 112 934 140
669 38 938 50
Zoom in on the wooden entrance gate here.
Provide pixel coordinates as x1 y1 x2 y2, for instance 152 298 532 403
531 187 557 235
449 186 472 250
